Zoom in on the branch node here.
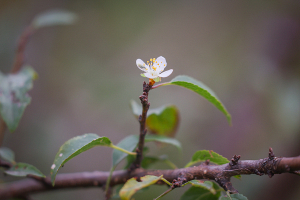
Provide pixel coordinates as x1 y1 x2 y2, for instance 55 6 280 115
268 147 275 160
171 176 187 189
229 155 241 167
205 159 210 165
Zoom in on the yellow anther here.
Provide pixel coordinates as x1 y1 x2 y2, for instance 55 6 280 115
164 64 166 66
153 58 156 61
152 66 157 71
150 59 152 61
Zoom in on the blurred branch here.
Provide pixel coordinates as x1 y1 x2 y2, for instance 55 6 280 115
1 149 300 199
0 25 35 145
0 118 6 146
11 25 35 74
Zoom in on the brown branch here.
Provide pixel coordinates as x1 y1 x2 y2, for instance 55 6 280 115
130 81 152 170
1 153 300 199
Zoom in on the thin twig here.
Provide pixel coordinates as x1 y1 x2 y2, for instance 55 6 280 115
154 187 173 200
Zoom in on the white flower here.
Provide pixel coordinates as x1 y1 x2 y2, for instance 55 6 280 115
136 56 173 82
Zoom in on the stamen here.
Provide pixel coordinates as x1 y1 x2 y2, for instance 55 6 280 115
153 66 157 71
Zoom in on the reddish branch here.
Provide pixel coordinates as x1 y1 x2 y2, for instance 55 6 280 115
1 150 300 199
11 25 35 74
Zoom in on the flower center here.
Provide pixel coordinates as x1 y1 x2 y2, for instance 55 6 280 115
147 58 157 71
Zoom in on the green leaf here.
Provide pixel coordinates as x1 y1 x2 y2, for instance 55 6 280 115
220 193 248 200
185 150 241 179
0 66 37 132
180 181 221 200
130 100 180 137
4 162 45 178
140 155 177 169
159 75 231 124
50 133 112 185
183 180 217 194
32 10 77 29
146 105 179 137
124 146 150 169
112 135 139 166
145 135 181 150
185 150 229 168
120 135 181 169
111 184 149 199
0 147 15 164
119 175 162 200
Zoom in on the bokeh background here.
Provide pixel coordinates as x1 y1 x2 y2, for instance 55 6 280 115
1 1 300 199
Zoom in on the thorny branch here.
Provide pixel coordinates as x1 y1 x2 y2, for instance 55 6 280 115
1 149 300 199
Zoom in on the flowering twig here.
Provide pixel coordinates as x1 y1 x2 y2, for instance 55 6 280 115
130 81 152 170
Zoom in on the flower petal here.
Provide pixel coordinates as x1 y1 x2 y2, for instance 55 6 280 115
144 72 158 78
155 56 167 71
158 69 173 77
136 59 149 72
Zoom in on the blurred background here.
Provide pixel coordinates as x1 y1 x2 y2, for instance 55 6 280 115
1 0 300 199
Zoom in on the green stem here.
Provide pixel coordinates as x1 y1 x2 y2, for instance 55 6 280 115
105 166 116 196
226 191 233 200
154 187 173 200
151 82 170 89
164 160 178 169
184 160 202 168
110 144 137 155
161 178 172 186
